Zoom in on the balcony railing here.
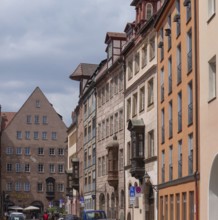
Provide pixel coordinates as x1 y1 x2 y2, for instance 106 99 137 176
188 102 193 125
177 63 181 84
178 111 182 132
187 50 192 72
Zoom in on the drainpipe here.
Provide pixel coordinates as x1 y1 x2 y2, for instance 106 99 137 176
194 0 199 220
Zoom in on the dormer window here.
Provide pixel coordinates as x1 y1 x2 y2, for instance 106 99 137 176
146 3 153 20
36 100 40 108
108 42 113 59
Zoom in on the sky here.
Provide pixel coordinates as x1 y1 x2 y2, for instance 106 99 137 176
0 0 135 127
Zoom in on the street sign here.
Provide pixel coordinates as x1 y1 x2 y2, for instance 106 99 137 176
129 186 135 197
135 186 141 197
129 197 135 205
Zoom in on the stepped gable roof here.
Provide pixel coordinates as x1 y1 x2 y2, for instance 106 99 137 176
69 63 98 81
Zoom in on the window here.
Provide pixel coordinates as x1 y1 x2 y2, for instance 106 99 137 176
162 150 165 183
169 101 173 138
49 164 55 173
42 132 47 140
106 83 109 101
6 147 13 155
102 87 105 105
38 147 44 155
110 79 113 98
161 68 164 102
149 37 155 60
146 3 153 20
208 0 216 18
119 149 124 170
178 140 182 178
25 147 30 155
135 52 140 74
6 164 12 172
51 132 57 140
57 183 64 192
34 131 39 140
178 92 182 132
161 108 165 143
177 44 182 84
24 164 30 172
92 118 96 138
92 147 96 165
102 120 105 139
114 113 118 133
49 148 55 156
114 75 118 94
35 115 39 124
15 163 22 172
185 0 191 22
6 182 13 191
119 72 123 91
127 98 131 120
188 133 193 175
102 157 106 176
169 146 173 181
168 57 172 94
24 182 30 192
160 197 164 220
159 28 164 61
119 109 124 130
106 118 109 137
189 191 194 220
110 116 114 135
182 193 187 220
42 116 47 124
132 92 138 117
25 131 30 140
37 183 43 192
167 15 172 50
148 130 154 158
188 81 193 125
139 87 145 112
58 148 64 156
36 100 40 108
38 164 44 173
15 182 22 191
176 194 180 220
98 123 101 141
187 29 192 73
209 56 216 100
170 195 174 220
148 78 154 106
127 142 131 166
17 131 22 140
128 59 133 80
142 44 148 67
175 0 181 36
27 115 31 124
98 158 102 177
16 147 22 155
165 196 168 220
58 164 64 173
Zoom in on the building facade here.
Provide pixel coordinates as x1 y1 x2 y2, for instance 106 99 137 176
70 63 98 214
1 87 67 212
199 0 217 219
123 1 159 220
155 0 199 219
95 32 126 220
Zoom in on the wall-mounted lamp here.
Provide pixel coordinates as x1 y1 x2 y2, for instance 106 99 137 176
144 171 158 192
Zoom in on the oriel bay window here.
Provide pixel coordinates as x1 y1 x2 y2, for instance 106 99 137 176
127 119 145 180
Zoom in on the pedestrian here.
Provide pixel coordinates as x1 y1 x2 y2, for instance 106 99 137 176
43 211 49 220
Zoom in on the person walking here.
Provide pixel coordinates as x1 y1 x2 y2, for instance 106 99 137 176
43 211 49 220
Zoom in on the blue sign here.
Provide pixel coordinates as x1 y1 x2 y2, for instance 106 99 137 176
80 196 84 203
129 186 135 197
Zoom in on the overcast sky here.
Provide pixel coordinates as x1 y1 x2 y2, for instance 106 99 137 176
0 0 134 126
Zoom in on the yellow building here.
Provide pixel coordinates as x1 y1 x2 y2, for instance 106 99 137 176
154 0 199 219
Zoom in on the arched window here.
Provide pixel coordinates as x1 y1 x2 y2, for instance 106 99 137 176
120 190 125 209
146 3 153 20
99 193 105 211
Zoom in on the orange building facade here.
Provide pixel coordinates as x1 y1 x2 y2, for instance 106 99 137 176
155 0 199 220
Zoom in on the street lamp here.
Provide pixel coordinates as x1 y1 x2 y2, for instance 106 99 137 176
144 171 158 192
